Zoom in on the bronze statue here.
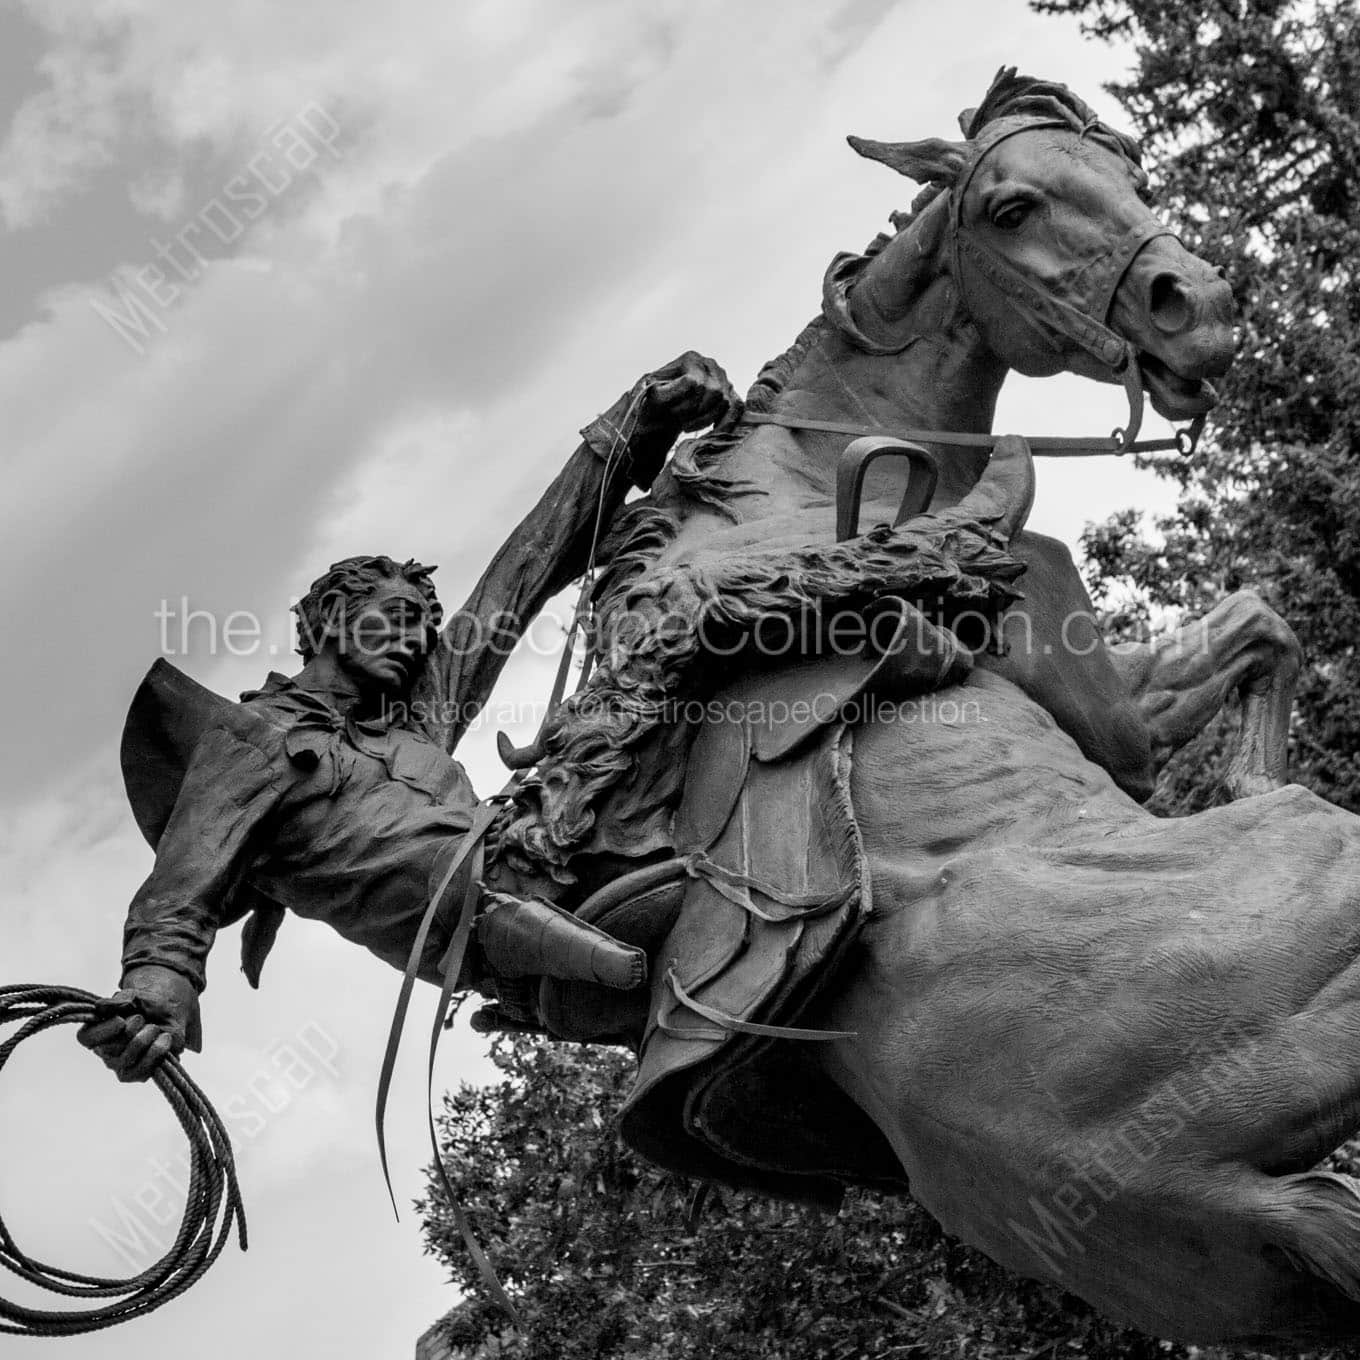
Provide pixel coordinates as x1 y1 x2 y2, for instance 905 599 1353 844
86 68 1360 1349
79 351 738 1078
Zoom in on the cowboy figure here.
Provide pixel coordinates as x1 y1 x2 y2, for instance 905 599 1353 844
79 352 738 1081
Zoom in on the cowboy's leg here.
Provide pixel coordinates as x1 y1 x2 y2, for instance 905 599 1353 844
476 893 646 991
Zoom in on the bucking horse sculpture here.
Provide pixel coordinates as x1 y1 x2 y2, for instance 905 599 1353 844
61 69 1360 1349
485 70 1360 1347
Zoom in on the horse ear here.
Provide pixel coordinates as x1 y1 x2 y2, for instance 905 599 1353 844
957 107 979 136
847 135 968 186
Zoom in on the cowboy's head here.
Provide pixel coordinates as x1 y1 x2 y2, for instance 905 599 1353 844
294 555 442 696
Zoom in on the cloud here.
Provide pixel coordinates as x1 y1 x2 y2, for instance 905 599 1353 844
0 0 936 801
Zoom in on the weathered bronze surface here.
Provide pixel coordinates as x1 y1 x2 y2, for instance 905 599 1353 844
88 69 1360 1348
83 351 737 1075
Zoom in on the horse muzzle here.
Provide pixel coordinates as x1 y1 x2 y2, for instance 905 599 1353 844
1110 237 1235 421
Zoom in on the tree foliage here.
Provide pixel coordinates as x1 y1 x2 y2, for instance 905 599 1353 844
418 1036 1188 1360
421 1039 1359 1358
1037 0 1360 811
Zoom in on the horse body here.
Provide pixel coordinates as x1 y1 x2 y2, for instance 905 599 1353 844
815 667 1360 1342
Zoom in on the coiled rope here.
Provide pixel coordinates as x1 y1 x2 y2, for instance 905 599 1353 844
0 984 246 1338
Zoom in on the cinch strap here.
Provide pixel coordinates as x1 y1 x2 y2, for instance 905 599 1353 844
682 852 854 923
658 966 856 1042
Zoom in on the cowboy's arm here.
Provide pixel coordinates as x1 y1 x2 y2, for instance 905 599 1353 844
416 352 738 750
79 724 286 1080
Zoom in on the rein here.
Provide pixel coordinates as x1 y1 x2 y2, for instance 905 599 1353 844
740 396 1205 459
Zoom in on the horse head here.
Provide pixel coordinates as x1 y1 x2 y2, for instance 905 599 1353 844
845 68 1233 435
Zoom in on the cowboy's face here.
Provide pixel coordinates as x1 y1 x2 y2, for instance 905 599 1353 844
333 585 435 695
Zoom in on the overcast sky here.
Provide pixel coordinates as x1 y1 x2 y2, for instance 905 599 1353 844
0 3 1174 1356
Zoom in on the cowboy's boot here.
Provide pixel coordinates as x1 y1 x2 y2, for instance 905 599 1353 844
476 891 647 991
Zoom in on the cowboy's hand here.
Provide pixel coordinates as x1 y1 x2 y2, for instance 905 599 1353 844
76 965 202 1083
639 350 741 436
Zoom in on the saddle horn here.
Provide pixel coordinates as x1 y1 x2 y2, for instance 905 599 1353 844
497 729 543 770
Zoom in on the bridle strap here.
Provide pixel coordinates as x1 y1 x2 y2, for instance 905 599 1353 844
947 117 1177 385
760 116 1206 458
1090 218 1179 323
953 230 1133 374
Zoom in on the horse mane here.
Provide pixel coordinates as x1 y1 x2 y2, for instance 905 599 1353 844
967 68 1101 136
592 206 936 609
964 67 1145 172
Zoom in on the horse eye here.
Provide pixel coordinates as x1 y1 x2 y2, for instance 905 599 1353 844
992 201 1032 231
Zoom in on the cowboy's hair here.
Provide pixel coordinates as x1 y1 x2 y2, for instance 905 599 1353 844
293 555 442 660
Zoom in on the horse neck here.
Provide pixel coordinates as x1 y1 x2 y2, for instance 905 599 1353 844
764 295 1008 508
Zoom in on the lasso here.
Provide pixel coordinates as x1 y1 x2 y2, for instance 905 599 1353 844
0 984 245 1338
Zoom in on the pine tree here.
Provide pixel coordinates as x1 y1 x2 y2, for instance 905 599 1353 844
1036 0 1360 811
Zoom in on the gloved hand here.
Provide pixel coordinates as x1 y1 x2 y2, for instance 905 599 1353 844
76 964 202 1083
590 351 742 490
637 350 741 438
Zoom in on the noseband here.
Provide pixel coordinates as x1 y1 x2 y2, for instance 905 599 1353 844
947 116 1177 398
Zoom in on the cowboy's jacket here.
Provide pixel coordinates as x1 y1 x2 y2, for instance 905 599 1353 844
120 397 677 994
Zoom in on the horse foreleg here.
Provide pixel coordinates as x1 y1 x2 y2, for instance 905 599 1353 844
1107 591 1301 798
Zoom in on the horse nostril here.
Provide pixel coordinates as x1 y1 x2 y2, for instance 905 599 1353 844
1149 272 1195 335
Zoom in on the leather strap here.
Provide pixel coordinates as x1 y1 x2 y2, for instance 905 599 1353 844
954 228 1132 373
375 793 515 1215
422 842 524 1325
659 967 856 1042
740 409 1199 458
372 392 629 1321
1090 218 1180 322
683 853 854 923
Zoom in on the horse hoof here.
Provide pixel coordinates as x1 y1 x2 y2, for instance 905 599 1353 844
1226 772 1288 800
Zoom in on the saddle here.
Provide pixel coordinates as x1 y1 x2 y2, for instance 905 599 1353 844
532 595 962 1203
